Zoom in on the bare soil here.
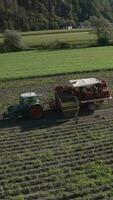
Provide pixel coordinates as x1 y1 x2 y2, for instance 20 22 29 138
0 70 113 200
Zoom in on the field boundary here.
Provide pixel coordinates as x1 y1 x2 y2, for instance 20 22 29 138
1 68 113 82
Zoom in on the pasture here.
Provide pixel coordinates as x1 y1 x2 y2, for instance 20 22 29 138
0 70 113 200
22 30 96 47
0 29 96 48
0 46 113 80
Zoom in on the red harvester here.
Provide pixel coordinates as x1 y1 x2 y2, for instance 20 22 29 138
51 78 112 117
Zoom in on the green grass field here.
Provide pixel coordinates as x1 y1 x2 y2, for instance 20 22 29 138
0 29 96 47
0 46 113 80
0 28 92 38
22 31 96 47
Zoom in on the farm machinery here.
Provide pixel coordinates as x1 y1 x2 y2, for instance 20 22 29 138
3 92 44 120
3 78 112 120
52 78 112 117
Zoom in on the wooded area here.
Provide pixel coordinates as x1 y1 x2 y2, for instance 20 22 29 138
0 0 113 31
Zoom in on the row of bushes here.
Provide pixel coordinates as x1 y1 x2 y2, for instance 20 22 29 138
0 29 112 53
1 40 112 53
34 40 98 50
0 39 98 53
23 39 112 51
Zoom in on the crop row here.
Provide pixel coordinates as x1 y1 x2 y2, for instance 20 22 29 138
0 114 112 141
1 107 113 199
0 119 112 156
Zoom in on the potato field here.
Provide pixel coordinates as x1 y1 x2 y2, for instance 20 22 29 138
0 70 113 200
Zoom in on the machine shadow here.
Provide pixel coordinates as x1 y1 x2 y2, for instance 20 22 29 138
0 109 93 132
0 112 67 132
20 112 67 132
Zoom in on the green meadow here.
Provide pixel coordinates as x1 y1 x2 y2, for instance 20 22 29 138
0 46 113 80
0 29 96 47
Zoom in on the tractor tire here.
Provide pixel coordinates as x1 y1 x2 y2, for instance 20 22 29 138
88 103 96 113
29 105 44 120
9 114 18 123
62 96 79 118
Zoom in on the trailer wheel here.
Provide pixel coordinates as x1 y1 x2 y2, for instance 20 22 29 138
88 103 96 113
29 105 44 120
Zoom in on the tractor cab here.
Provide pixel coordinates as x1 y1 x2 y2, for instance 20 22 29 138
3 92 44 120
18 92 44 119
20 92 40 106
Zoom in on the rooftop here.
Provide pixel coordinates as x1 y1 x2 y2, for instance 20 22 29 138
20 92 37 98
69 78 100 87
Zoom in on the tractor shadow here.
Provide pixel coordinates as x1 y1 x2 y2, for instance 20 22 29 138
0 111 67 132
0 109 93 132
20 112 67 132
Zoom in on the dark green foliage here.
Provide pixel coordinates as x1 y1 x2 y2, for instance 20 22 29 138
49 40 71 49
3 30 24 52
90 16 113 45
0 0 113 31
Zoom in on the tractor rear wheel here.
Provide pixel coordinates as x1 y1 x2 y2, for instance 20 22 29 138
29 105 44 120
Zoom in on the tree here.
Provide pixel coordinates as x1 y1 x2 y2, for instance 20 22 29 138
3 29 24 52
1 0 113 31
90 16 113 45
14 7 30 31
0 0 5 10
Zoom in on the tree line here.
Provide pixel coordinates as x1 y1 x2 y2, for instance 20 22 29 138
0 0 113 32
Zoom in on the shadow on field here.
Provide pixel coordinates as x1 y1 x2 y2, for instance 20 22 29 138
20 112 68 132
0 111 68 132
0 109 93 132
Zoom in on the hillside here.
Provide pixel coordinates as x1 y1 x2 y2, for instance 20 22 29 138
0 0 113 31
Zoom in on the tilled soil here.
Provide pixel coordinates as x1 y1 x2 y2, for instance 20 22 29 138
1 70 113 200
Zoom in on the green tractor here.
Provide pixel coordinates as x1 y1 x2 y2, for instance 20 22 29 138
3 92 44 120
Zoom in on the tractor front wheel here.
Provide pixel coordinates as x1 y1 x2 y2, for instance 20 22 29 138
29 105 44 120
